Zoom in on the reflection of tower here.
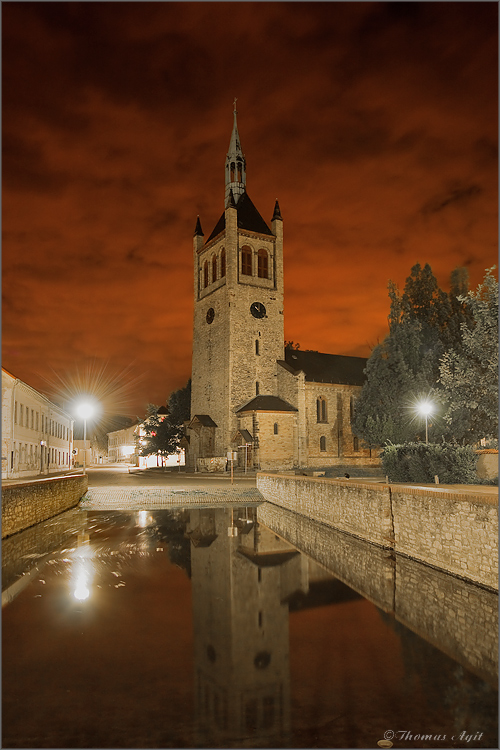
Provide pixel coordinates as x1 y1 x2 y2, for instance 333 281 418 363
187 506 305 747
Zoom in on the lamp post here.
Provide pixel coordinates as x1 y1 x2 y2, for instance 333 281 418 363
76 402 95 474
417 400 433 444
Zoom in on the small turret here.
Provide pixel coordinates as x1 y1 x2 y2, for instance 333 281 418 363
225 99 246 207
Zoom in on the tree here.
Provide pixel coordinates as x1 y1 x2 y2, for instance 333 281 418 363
139 404 179 462
439 268 498 443
167 379 191 438
353 263 469 447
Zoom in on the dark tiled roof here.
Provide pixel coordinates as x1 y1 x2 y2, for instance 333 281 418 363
156 405 168 415
207 191 273 242
234 428 254 443
236 395 298 413
282 349 367 386
189 414 218 427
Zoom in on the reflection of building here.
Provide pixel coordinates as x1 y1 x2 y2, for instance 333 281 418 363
185 109 378 472
2 368 74 479
188 506 305 747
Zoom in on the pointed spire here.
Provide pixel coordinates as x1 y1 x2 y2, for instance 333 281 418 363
272 199 282 222
194 216 204 237
225 99 246 206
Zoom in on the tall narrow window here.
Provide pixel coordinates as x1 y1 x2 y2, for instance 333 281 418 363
241 246 252 275
274 423 278 435
204 260 209 288
230 162 235 181
212 254 217 283
255 339 260 356
220 248 226 277
320 436 326 452
14 402 17 424
350 395 355 420
353 436 359 452
317 397 327 423
256 382 260 395
237 160 242 182
257 249 269 279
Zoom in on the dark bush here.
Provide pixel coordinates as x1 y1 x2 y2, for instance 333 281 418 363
381 442 478 484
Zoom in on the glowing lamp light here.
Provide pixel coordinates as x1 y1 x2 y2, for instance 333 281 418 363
416 400 434 444
75 400 98 475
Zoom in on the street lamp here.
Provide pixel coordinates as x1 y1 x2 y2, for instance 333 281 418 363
76 402 95 474
417 400 433 444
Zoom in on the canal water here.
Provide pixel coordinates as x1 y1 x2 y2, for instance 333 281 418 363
2 502 498 749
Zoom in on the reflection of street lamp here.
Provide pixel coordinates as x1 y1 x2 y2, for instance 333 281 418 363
76 402 95 474
417 400 433 444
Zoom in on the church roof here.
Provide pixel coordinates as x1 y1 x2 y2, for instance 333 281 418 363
236 395 298 413
281 349 367 386
207 191 274 242
189 414 217 427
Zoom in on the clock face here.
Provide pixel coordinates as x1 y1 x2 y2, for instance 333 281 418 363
206 308 215 324
250 302 266 319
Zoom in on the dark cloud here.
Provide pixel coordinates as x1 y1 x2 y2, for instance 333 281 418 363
422 184 483 214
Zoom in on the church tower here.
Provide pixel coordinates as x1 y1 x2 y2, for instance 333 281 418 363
188 104 285 468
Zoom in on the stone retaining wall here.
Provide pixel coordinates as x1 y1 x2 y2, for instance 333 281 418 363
257 473 498 590
257 502 498 686
2 475 88 538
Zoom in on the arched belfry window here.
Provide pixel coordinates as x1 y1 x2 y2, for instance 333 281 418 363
257 249 269 279
320 436 326 452
316 397 327 423
212 254 217 283
230 162 235 182
220 248 226 277
203 261 209 289
237 160 243 182
241 246 252 276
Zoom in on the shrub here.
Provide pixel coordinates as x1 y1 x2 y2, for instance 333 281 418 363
381 442 478 484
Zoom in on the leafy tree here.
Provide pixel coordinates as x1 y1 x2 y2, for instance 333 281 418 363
285 341 301 350
353 263 469 447
439 268 498 442
139 404 179 461
167 379 191 438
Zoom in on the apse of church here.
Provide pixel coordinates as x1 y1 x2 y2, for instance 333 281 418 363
185 108 378 473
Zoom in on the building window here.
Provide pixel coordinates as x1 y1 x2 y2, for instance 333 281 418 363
241 245 252 275
257 249 269 279
31 410 34 429
274 423 278 435
317 397 327 423
256 382 260 395
237 159 243 182
14 402 17 424
230 161 235 182
353 436 359 452
203 261 209 288
320 436 326 452
36 412 39 431
255 339 260 356
350 395 355 420
220 248 226 277
212 254 217 283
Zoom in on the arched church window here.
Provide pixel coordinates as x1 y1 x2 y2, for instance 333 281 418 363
230 162 235 182
220 248 226 277
256 382 260 395
241 246 252 276
320 436 326 452
255 339 260 356
257 249 269 279
203 261 209 288
212 254 217 283
274 423 278 435
237 160 242 182
316 397 327 423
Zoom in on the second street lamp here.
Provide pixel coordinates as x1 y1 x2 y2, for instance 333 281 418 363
76 402 95 474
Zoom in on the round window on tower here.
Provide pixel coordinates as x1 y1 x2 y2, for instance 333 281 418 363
206 308 215 324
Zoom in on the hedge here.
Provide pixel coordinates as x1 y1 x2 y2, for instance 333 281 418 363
381 442 478 484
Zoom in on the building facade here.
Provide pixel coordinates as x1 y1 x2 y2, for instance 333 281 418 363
2 368 74 480
185 110 378 472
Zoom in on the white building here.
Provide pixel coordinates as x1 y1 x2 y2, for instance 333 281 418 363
2 367 74 480
108 418 185 468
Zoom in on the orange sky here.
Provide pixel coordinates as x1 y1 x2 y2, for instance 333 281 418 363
2 2 498 419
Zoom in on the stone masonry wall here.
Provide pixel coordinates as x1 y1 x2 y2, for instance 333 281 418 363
257 502 498 686
257 474 498 590
2 474 88 538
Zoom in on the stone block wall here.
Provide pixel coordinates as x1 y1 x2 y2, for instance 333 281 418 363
2 474 88 538
391 486 498 589
257 474 498 590
257 474 394 547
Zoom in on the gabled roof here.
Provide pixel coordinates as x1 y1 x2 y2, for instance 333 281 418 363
281 349 367 386
233 428 254 443
236 395 298 413
207 191 273 242
188 414 217 428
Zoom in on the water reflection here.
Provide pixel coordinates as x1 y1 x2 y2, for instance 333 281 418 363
2 503 498 749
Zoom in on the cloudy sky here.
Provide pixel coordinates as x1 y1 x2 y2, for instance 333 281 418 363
3 2 498 419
